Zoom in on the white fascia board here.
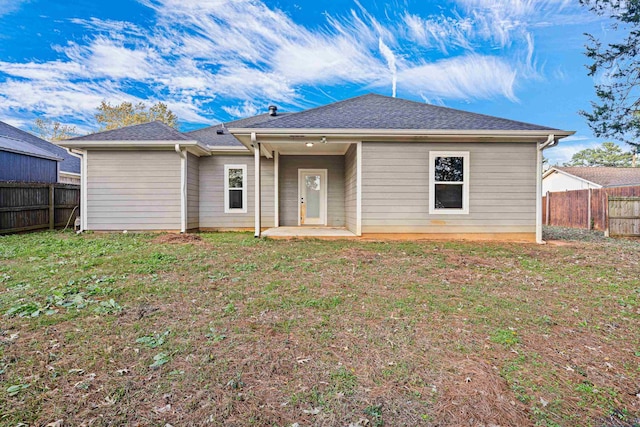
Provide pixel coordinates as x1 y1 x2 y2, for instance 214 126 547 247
228 129 575 148
59 171 81 177
228 128 576 138
59 139 211 156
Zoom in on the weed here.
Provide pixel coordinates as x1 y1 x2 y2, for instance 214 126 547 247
364 404 384 427
205 327 226 343
7 383 30 397
136 330 170 348
490 328 520 347
149 352 170 369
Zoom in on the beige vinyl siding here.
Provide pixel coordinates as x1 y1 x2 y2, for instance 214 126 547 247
87 150 181 230
199 155 274 228
279 155 345 227
344 144 357 233
361 142 537 234
187 152 199 230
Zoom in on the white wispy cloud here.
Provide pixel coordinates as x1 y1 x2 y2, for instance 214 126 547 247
0 0 594 129
396 55 518 101
0 0 29 17
222 101 260 119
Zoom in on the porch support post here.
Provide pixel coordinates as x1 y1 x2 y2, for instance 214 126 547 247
274 150 279 227
253 132 261 238
356 141 362 236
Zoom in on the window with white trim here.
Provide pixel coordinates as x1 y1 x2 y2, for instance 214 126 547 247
429 151 470 215
224 164 247 213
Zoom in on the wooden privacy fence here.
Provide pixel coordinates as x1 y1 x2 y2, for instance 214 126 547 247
608 197 640 237
0 182 80 234
543 185 640 232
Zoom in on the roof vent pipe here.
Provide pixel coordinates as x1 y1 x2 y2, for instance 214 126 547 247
268 105 277 116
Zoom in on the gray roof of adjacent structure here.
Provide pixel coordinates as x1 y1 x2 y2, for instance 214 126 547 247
71 121 189 141
0 121 80 174
554 167 640 187
0 135 63 161
241 94 559 131
186 113 291 147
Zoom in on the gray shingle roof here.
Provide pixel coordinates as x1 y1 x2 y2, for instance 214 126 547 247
0 121 80 174
0 135 62 161
71 121 188 141
554 167 640 187
186 113 291 147
245 93 559 131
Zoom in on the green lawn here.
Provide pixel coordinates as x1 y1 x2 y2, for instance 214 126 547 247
0 230 638 426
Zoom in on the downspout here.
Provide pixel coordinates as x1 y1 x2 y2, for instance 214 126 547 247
69 148 87 232
537 134 556 244
175 144 187 233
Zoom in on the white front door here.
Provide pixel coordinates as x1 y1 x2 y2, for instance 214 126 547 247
298 169 327 226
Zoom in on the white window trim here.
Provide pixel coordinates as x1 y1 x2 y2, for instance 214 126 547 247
224 164 247 214
429 151 470 215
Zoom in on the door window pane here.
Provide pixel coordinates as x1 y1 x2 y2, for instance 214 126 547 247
305 175 320 218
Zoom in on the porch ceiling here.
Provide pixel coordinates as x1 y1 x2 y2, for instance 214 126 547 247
265 140 351 155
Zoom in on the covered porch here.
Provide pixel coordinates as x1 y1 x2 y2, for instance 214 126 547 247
244 132 362 238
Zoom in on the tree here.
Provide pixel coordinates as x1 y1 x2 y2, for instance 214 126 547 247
31 118 77 141
579 0 640 150
564 142 634 167
95 101 178 131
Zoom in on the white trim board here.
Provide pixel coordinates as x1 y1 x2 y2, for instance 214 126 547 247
224 164 248 214
297 169 328 226
429 151 470 215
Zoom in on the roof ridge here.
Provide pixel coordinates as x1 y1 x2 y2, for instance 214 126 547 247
242 93 378 127
71 120 188 141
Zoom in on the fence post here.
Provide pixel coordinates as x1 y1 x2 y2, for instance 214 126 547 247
587 188 592 230
604 193 610 237
49 184 55 230
545 192 550 226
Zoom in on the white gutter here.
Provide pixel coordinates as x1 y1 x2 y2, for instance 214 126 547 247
229 128 575 138
69 148 87 232
175 144 187 233
537 134 556 244
60 139 211 156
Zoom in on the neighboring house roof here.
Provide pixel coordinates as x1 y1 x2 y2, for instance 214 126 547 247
242 93 559 131
186 113 291 147
547 166 640 187
0 135 62 161
71 121 189 141
0 121 80 174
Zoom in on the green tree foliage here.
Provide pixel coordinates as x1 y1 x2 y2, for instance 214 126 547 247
31 118 77 141
564 142 634 167
95 101 178 131
580 0 640 149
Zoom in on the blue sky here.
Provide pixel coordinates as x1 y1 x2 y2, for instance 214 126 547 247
0 0 623 164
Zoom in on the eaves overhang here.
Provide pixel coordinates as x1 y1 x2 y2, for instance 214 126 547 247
228 128 576 152
58 139 212 157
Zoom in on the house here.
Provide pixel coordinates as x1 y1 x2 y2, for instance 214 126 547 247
543 166 640 193
0 135 62 183
59 94 574 243
0 121 81 184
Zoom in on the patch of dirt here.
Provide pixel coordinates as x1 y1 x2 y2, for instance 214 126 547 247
339 248 383 263
433 358 531 427
152 233 206 245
